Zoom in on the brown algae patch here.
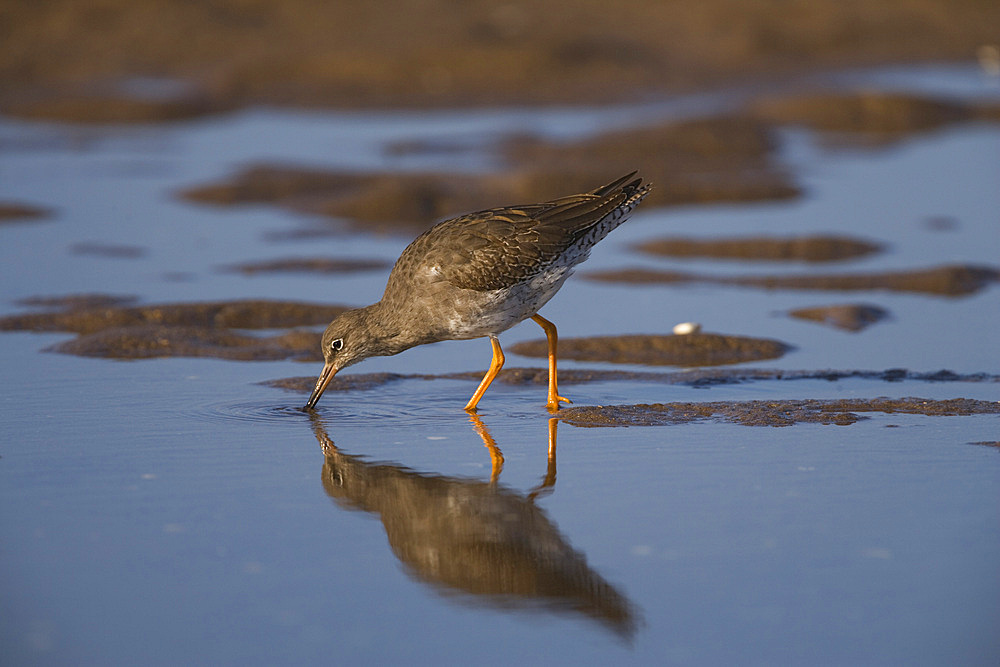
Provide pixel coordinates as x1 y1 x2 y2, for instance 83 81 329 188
788 303 890 332
0 298 349 361
587 264 1000 297
635 235 883 262
558 398 1000 427
221 257 389 276
510 333 790 367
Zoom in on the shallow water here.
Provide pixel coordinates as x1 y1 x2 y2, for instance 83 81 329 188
2 66 999 665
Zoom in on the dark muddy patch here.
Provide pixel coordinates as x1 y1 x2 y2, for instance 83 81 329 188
511 333 790 367
2 87 227 124
49 325 321 361
587 264 1000 297
0 299 347 334
264 367 1000 396
923 215 960 232
14 293 140 310
0 298 348 361
179 115 797 234
497 116 799 210
70 242 148 259
0 202 53 223
787 303 890 332
220 257 390 276
558 397 1000 427
634 235 883 262
969 441 1000 449
750 92 1000 143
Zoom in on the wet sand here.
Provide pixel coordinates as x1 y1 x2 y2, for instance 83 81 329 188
4 1 999 120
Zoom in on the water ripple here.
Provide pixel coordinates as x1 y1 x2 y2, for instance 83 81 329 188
187 394 472 428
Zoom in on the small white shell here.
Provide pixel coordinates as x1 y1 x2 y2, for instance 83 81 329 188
672 321 702 335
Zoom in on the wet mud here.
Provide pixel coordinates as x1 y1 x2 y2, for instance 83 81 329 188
635 235 883 262
511 333 790 367
14 294 140 310
51 325 321 361
180 115 796 234
557 397 1000 427
0 202 52 223
587 264 999 297
264 367 998 396
0 298 348 361
497 116 799 209
5 1 998 120
788 303 890 332
751 92 1000 143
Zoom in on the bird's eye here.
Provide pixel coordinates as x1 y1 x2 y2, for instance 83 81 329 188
330 338 343 352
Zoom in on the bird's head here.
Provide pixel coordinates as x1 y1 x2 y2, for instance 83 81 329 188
303 308 376 410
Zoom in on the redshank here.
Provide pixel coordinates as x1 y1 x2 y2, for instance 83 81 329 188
304 172 650 412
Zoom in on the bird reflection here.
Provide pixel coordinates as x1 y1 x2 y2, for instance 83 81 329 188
310 414 638 639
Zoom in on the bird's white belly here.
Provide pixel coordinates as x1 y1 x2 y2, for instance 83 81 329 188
439 266 572 339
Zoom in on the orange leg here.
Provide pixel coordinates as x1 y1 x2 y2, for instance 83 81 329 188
468 413 504 484
531 314 571 412
529 417 559 501
465 335 504 412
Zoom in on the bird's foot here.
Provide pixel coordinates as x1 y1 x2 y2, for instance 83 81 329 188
546 395 572 413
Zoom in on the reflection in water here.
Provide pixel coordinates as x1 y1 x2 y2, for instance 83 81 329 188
310 415 638 639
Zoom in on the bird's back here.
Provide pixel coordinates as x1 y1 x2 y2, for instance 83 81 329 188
386 173 650 297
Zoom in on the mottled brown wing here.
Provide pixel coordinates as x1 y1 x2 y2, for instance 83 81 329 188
398 173 642 292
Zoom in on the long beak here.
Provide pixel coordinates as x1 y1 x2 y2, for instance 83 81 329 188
304 363 338 410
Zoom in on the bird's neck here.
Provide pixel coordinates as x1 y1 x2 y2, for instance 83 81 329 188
362 300 434 356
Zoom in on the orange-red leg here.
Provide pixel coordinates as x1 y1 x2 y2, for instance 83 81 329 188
531 314 571 412
465 335 504 412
